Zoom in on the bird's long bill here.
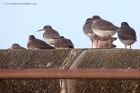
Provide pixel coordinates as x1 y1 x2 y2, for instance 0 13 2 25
37 29 44 32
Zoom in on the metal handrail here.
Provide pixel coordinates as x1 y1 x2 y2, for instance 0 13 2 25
0 69 140 79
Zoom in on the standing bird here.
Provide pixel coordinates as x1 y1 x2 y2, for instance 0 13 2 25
27 35 54 49
118 22 137 49
91 15 119 48
37 25 60 46
83 18 96 48
10 43 26 49
53 36 74 48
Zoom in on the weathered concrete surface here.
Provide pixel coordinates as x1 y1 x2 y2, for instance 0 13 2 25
0 49 71 68
0 79 60 93
68 49 140 93
0 49 71 93
0 49 140 93
77 49 140 69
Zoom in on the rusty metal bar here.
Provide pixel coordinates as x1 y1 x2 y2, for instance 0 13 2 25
0 69 140 79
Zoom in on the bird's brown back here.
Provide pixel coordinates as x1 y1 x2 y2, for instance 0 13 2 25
92 19 119 31
118 26 137 41
27 39 54 49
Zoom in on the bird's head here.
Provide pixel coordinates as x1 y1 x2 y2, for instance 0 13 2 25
121 22 129 27
37 25 52 32
86 18 92 23
92 15 101 21
12 43 20 48
29 35 35 40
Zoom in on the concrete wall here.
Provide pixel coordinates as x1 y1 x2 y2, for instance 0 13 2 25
0 49 140 93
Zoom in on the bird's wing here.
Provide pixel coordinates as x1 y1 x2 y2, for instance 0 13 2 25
93 19 119 31
29 39 53 49
118 27 136 40
83 21 93 35
43 30 60 38
37 39 54 49
54 38 74 48
130 28 137 40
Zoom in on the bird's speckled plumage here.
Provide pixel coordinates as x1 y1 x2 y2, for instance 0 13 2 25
53 36 74 48
83 18 97 48
38 25 60 46
91 15 119 37
11 43 26 49
118 22 137 48
27 35 54 49
83 18 95 37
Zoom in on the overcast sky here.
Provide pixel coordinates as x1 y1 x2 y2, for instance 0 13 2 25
0 0 139 49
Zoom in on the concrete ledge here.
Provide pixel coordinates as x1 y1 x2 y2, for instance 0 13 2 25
0 49 71 69
0 49 72 93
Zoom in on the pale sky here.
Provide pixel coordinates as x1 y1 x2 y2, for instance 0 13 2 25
0 0 139 49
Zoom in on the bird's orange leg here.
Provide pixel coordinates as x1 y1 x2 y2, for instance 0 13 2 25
91 39 93 48
93 37 98 48
130 45 131 50
108 34 111 48
100 37 103 48
92 39 95 48
125 44 127 49
94 37 98 48
96 38 98 48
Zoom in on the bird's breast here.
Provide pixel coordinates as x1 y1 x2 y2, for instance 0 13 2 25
43 38 56 45
92 29 116 37
119 39 136 45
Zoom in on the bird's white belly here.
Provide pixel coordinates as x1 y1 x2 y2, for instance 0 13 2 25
43 38 56 45
93 29 116 37
86 33 96 39
119 39 135 45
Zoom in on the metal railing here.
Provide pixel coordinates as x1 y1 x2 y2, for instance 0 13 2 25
0 69 140 79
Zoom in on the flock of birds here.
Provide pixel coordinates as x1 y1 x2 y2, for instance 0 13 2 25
10 26 74 49
83 15 137 49
10 15 137 50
